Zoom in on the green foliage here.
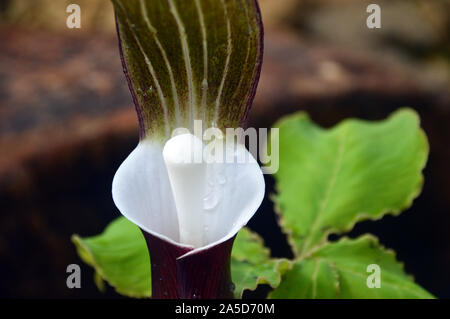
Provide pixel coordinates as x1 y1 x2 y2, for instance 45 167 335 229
268 108 432 299
72 217 151 298
231 228 291 298
73 218 285 298
73 108 432 298
270 236 433 299
273 108 428 256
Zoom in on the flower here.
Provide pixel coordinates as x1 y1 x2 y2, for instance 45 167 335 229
111 0 264 299
112 131 264 298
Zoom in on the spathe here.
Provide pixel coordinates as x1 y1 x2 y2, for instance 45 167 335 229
111 0 265 299
112 136 265 298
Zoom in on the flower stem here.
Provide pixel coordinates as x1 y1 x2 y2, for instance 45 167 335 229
141 230 235 299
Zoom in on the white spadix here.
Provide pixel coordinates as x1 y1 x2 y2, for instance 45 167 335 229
163 134 207 247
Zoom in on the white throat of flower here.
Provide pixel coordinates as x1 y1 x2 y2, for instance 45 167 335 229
112 132 265 249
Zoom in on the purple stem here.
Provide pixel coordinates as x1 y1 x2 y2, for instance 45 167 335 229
141 230 236 299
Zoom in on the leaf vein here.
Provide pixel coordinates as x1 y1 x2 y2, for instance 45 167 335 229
300 127 349 256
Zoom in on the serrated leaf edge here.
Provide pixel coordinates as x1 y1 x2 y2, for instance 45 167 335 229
232 227 272 262
235 258 292 298
309 235 434 298
233 228 293 298
272 108 429 259
268 234 434 299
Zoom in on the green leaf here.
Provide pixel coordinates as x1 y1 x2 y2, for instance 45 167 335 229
269 236 434 299
112 0 263 139
72 217 151 298
268 258 339 299
231 228 292 298
272 108 429 256
73 218 288 298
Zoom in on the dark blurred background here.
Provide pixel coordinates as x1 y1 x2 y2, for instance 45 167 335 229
0 0 449 298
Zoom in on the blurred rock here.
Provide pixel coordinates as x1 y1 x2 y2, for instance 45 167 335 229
258 0 298 29
0 27 137 188
284 0 450 93
1 0 115 33
252 30 449 128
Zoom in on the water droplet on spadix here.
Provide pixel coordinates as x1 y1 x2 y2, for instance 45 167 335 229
163 134 207 247
203 191 219 211
217 173 226 185
203 168 227 211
